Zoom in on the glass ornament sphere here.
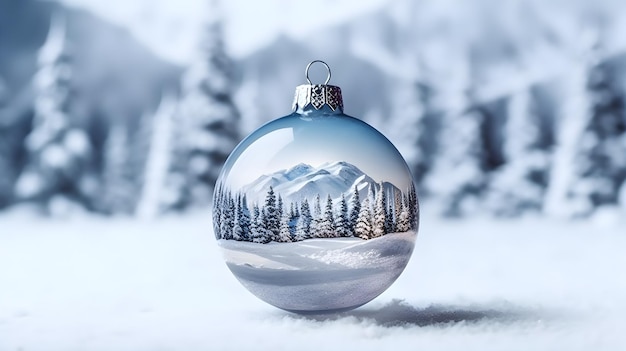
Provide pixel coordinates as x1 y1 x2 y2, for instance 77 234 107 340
213 61 419 313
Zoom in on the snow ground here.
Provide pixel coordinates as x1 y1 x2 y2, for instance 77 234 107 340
219 231 415 312
1 210 625 351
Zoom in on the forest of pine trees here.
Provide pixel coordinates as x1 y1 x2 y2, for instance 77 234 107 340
13 15 96 215
213 183 418 244
1 2 626 220
0 5 241 216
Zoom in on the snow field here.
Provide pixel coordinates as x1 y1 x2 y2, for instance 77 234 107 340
219 231 415 312
0 211 625 350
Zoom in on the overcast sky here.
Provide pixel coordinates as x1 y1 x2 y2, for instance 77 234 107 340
58 0 388 63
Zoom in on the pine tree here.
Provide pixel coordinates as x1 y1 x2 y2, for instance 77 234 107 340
172 1 241 209
384 188 395 233
387 76 438 194
213 184 224 238
485 87 549 217
233 194 251 241
355 197 373 240
136 93 177 218
250 204 266 243
318 195 335 238
220 192 234 240
396 199 411 232
241 195 252 241
277 211 292 242
544 38 626 217
15 15 95 214
101 123 136 215
262 186 279 241
567 59 626 216
312 194 322 236
367 184 375 209
425 60 486 217
288 201 299 241
348 186 360 236
335 194 350 237
289 202 296 220
373 182 387 238
232 194 243 241
277 195 284 221
407 184 418 228
393 188 403 231
295 199 312 241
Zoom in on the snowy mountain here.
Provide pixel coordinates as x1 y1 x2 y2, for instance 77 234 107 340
241 161 399 204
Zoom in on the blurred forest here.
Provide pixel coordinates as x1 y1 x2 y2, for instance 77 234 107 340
1 0 626 218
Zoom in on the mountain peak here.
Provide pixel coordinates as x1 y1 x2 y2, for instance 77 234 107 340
241 161 394 205
284 163 314 180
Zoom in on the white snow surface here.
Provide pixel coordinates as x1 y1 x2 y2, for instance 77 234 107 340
1 210 625 350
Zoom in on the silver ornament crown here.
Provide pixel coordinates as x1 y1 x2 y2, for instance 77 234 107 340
292 60 344 112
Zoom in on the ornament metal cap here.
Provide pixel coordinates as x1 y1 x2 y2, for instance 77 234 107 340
292 60 344 112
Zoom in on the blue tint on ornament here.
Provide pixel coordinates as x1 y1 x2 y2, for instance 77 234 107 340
213 64 419 314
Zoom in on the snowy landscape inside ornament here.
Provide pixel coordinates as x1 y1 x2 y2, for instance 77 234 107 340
213 61 419 313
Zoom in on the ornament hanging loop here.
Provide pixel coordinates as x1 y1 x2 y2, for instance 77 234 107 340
305 60 331 85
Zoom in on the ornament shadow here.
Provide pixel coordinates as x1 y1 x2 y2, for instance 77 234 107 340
290 299 545 328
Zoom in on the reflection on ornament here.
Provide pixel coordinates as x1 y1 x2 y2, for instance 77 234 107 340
213 61 419 313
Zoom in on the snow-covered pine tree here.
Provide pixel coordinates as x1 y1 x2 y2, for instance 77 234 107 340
241 195 252 241
485 87 549 216
232 194 243 241
312 194 322 237
396 199 411 232
250 204 266 243
384 188 394 233
318 195 335 238
289 202 295 220
262 186 280 241
15 14 95 215
367 184 375 210
295 199 312 241
335 194 350 237
545 36 626 217
213 184 224 237
173 1 241 209
277 211 292 243
288 201 299 241
387 77 438 194
233 194 251 241
348 186 360 236
101 122 136 215
425 56 486 217
393 188 403 231
544 58 589 217
431 102 486 217
408 183 418 228
277 195 284 222
355 197 373 240
373 182 387 238
136 93 177 218
566 58 626 216
220 192 235 240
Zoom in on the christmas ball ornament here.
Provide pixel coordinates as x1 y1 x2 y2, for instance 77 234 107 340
213 61 419 313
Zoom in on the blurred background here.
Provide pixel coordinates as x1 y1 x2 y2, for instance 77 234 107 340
3 2 626 349
1 0 626 219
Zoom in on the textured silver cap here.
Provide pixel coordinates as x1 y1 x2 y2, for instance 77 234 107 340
292 84 343 112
